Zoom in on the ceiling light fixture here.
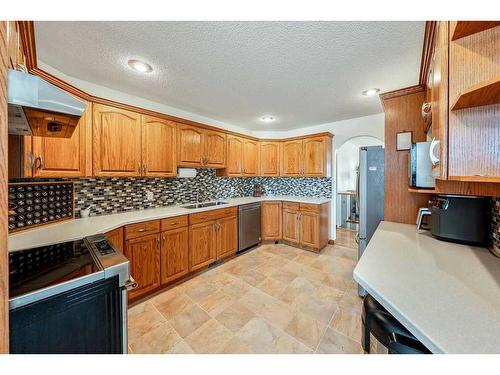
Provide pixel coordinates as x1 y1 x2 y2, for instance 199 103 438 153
128 59 153 73
362 88 380 97
260 116 276 123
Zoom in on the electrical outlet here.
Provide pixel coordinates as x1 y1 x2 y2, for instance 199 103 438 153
146 191 154 201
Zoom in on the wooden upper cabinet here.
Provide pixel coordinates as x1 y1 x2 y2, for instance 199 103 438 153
281 140 302 176
260 142 280 176
141 115 176 177
32 101 92 178
125 233 161 300
177 124 227 168
243 139 260 176
93 104 142 177
161 226 189 284
204 130 226 168
303 136 331 177
261 201 282 240
225 135 244 176
177 124 204 166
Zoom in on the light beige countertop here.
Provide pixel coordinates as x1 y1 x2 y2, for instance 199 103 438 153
353 221 500 354
8 195 330 252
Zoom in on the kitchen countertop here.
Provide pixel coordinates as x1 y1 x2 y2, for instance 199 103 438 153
353 221 500 354
8 195 330 252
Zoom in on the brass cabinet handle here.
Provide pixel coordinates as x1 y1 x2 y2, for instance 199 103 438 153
138 228 146 232
156 238 160 248
35 156 45 170
170 222 179 225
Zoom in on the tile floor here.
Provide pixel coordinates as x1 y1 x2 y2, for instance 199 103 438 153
128 243 364 354
335 227 358 249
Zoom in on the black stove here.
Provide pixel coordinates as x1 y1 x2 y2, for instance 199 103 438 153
9 239 101 299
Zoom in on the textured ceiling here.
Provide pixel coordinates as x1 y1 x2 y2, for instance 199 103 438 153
34 21 424 131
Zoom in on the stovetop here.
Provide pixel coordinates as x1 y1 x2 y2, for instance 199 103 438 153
9 239 101 299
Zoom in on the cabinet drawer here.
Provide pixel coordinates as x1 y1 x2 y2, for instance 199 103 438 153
161 215 189 231
125 220 161 240
299 203 320 212
283 202 299 211
189 206 238 225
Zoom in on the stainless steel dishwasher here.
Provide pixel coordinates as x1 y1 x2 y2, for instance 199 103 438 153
238 202 261 252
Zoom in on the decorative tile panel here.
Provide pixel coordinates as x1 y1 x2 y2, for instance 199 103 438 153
490 197 500 257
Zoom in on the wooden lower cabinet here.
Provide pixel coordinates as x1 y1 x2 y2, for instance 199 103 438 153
161 226 189 284
217 215 238 259
299 211 320 248
105 227 124 253
189 221 217 272
282 208 300 244
125 233 161 300
261 201 282 240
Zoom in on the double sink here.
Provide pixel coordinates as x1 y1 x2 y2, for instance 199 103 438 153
182 201 228 209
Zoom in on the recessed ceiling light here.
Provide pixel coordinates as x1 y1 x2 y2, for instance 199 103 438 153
362 88 380 97
128 59 153 73
260 116 276 123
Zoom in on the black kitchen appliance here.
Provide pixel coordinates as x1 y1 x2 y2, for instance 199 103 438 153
430 195 489 246
8 234 136 354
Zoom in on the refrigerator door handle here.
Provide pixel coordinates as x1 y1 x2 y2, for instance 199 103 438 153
355 232 359 244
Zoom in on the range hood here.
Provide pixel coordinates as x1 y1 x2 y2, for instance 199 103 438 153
8 69 86 138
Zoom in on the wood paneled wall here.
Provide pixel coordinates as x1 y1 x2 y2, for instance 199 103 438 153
0 21 9 353
382 89 431 224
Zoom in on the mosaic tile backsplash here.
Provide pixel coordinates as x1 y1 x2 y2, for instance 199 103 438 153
72 169 332 217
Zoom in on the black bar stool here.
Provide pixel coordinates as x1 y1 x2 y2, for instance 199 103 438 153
362 294 431 354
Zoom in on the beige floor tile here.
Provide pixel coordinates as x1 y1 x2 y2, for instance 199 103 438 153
329 308 362 342
338 291 363 314
255 277 287 299
166 340 195 354
183 281 219 302
269 268 299 284
199 290 237 317
218 274 252 297
224 262 248 276
218 336 254 354
153 292 195 320
292 252 318 266
285 311 326 350
316 327 363 354
236 268 267 286
128 302 166 341
185 319 234 354
169 304 211 338
215 303 256 332
129 321 181 354
322 273 358 293
297 293 339 325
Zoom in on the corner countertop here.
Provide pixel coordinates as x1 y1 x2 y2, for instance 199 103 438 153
353 221 500 354
8 195 331 252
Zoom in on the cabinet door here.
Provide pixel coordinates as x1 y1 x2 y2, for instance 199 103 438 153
142 115 176 177
261 202 282 240
125 233 161 299
225 135 244 176
32 102 92 178
260 142 280 176
204 130 226 168
177 124 203 166
93 104 142 177
105 227 124 253
161 227 189 284
217 216 238 259
303 136 328 177
281 140 302 176
243 139 260 176
299 211 320 249
189 221 217 272
282 209 300 244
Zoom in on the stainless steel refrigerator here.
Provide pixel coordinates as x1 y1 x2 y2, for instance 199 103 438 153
356 146 385 296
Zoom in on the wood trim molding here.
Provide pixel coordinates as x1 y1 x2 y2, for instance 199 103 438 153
379 84 425 108
17 21 334 143
419 21 437 86
0 20 9 353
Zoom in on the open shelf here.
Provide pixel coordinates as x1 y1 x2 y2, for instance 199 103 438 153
408 187 437 194
451 21 500 41
451 77 500 111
